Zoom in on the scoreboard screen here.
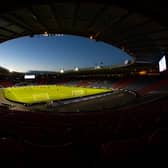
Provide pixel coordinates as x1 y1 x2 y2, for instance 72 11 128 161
159 56 167 72
24 74 35 79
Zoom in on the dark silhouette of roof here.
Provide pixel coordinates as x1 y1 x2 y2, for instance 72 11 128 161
0 0 167 62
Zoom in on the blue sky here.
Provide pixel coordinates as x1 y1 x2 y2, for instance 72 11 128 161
0 34 132 72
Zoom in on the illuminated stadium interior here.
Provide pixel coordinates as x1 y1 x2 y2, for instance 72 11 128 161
0 0 166 166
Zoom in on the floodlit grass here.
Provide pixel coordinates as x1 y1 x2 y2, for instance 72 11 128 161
3 85 112 104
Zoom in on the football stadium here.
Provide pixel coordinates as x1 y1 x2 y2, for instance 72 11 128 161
3 85 112 104
0 0 166 167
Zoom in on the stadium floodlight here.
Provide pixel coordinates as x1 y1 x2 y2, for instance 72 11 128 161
139 70 147 75
74 67 79 71
43 31 48 36
124 59 128 65
9 68 14 72
90 35 93 39
60 69 64 73
95 65 101 69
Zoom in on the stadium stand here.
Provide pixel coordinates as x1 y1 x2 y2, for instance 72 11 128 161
0 91 164 166
111 78 135 89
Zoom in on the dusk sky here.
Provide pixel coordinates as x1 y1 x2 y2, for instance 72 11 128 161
0 34 132 72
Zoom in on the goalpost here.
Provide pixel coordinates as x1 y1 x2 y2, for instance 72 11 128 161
32 93 50 102
72 89 84 96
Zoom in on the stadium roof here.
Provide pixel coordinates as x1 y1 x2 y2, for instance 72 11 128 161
0 66 10 74
0 0 168 63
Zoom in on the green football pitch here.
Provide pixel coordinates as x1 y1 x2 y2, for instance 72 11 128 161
3 85 112 104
